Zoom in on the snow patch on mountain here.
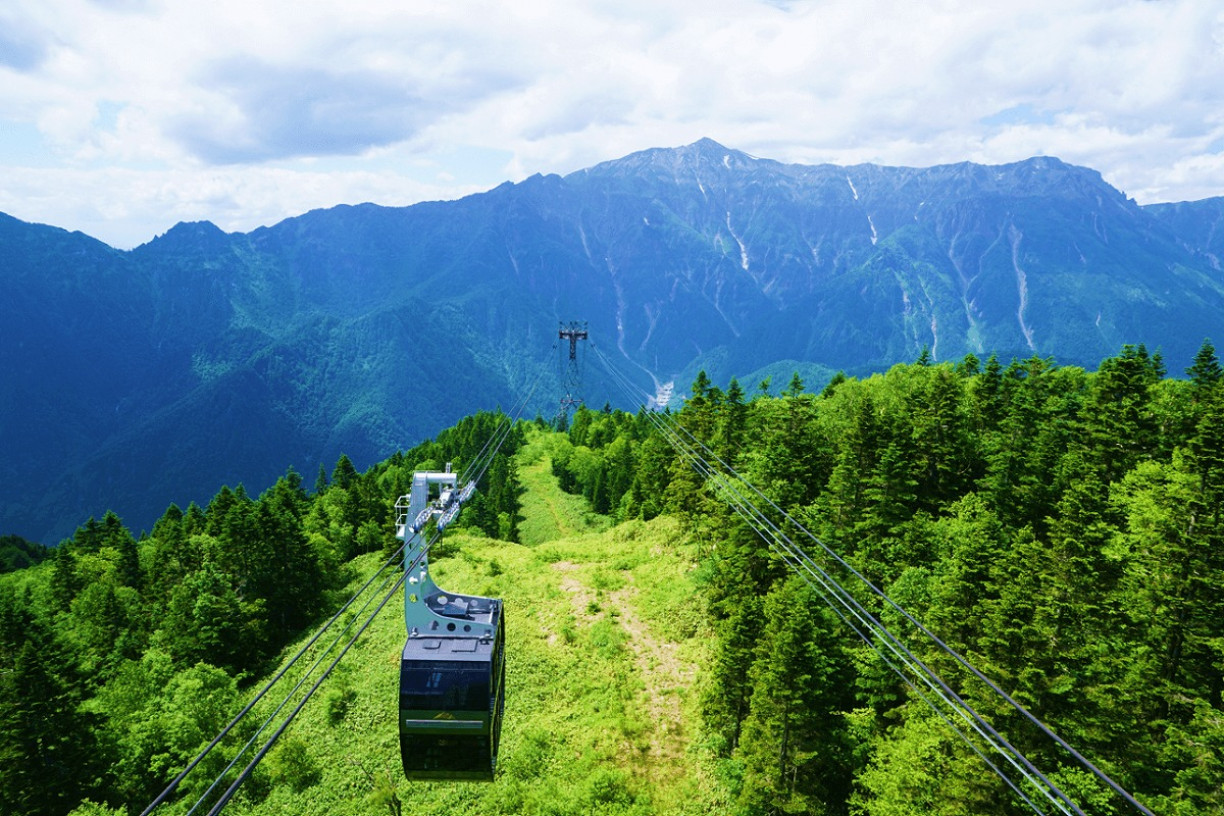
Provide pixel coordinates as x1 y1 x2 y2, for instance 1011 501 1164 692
1010 225 1036 350
726 211 749 271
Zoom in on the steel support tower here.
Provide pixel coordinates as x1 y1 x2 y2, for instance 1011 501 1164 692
556 321 589 427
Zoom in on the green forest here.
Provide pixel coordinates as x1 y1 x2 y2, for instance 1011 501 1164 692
3 342 1223 815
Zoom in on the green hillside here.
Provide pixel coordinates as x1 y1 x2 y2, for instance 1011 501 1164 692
6 342 1224 816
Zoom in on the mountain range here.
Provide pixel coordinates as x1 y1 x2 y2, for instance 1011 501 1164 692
5 138 1224 543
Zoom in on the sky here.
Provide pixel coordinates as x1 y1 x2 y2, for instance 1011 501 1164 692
1 0 1222 249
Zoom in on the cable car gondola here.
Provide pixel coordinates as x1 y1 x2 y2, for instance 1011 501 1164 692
395 469 505 781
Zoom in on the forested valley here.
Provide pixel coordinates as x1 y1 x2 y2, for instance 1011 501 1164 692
3 342 1224 815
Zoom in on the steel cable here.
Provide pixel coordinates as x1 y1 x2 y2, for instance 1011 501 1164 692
139 535 415 816
149 346 551 814
588 343 1089 815
624 381 1064 815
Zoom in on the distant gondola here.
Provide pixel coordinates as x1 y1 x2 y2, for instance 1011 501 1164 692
395 470 505 781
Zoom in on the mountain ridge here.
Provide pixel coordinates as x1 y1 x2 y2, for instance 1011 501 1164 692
5 139 1224 543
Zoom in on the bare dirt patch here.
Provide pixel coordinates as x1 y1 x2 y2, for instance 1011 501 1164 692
550 561 694 770
551 560 596 616
548 561 598 646
610 583 694 767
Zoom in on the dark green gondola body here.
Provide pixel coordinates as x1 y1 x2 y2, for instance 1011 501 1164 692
399 596 505 780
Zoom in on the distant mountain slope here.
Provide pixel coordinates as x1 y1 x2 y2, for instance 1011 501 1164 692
1144 196 1224 270
563 142 1222 375
5 140 1224 542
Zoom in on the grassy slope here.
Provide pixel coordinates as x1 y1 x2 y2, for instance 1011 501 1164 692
515 440 611 547
211 433 722 816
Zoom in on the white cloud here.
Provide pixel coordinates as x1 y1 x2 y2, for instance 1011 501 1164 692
1 0 1222 247
0 160 488 248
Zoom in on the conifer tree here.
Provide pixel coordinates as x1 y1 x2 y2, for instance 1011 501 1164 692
154 558 267 672
48 545 81 612
632 433 674 520
816 387 882 550
702 596 762 754
972 353 1004 431
332 453 358 490
1114 454 1224 722
0 597 100 816
1186 338 1222 390
100 511 142 590
821 371 847 398
908 366 977 512
254 475 326 635
1088 344 1162 483
734 579 853 814
713 377 748 462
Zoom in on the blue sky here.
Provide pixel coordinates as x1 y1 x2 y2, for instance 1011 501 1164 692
1 0 1221 249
